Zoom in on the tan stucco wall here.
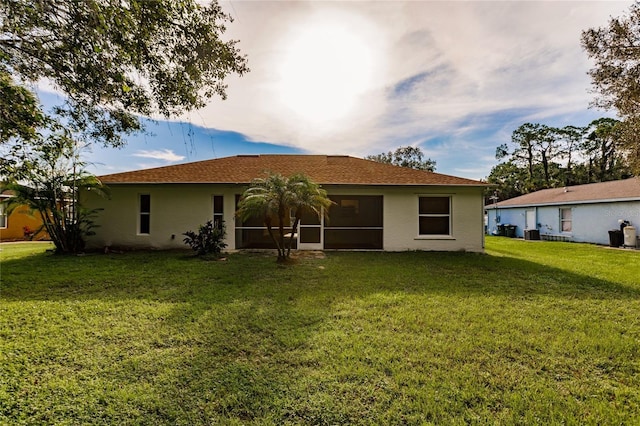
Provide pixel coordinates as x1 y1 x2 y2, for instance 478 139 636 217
83 183 485 252
82 184 240 250
323 185 485 252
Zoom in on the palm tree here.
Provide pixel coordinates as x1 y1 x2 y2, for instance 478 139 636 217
236 172 333 262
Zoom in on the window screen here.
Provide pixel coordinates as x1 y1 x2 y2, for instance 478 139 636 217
418 196 451 235
139 194 150 234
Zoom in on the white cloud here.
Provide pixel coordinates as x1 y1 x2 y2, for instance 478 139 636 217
196 0 631 161
132 149 185 162
51 0 635 179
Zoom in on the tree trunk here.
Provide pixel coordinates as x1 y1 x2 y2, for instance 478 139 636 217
287 217 300 258
541 151 550 187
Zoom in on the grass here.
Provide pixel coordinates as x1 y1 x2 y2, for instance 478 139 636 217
1 238 639 425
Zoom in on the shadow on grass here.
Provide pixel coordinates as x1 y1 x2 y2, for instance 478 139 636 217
2 248 640 423
1 248 639 303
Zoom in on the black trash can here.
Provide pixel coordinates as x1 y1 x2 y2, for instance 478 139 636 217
497 224 506 236
608 230 624 247
505 225 517 238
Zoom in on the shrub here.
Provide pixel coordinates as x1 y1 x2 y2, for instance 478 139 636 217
182 220 227 257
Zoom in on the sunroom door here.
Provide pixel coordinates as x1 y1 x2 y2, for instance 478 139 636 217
297 208 323 250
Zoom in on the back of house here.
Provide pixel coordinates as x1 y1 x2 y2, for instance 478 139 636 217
82 155 489 252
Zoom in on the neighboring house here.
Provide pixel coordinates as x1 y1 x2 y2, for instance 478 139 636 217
485 178 640 245
0 191 49 242
82 155 489 252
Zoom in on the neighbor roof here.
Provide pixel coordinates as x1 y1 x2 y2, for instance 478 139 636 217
99 155 486 186
488 177 640 208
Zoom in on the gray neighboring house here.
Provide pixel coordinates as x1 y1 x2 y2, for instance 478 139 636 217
485 178 640 246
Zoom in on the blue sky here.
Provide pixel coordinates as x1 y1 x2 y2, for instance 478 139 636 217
41 1 632 180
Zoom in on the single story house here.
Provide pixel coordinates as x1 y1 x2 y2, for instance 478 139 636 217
82 155 489 252
0 191 50 242
485 177 640 245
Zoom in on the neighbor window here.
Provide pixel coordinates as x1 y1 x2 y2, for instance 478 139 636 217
419 196 451 235
0 202 6 228
139 194 150 234
560 208 572 232
213 195 224 229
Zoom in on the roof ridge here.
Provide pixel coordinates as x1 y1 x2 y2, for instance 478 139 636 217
99 154 487 186
493 177 640 207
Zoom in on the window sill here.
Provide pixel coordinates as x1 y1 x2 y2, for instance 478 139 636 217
415 235 455 240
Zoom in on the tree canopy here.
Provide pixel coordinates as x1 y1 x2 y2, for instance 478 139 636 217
366 146 436 172
488 119 631 201
0 0 248 147
582 2 640 173
0 72 44 142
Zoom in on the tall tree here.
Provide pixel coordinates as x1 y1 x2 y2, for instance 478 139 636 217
582 118 630 182
556 125 586 186
486 160 531 201
616 117 640 173
582 2 640 174
496 123 560 191
0 0 249 147
236 173 333 263
366 146 436 172
536 126 561 187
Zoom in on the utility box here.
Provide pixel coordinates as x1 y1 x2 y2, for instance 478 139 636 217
524 229 540 240
623 226 637 247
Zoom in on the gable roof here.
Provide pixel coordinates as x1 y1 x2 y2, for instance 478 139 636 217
489 177 640 208
99 155 486 186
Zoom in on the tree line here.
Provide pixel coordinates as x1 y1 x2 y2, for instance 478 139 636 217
487 118 633 201
488 2 640 201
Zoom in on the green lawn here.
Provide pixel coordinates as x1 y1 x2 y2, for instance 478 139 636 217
1 238 639 425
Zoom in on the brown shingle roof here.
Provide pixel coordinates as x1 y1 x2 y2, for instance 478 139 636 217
491 177 640 208
99 155 486 186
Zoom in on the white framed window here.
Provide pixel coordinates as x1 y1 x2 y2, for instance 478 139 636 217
0 202 7 229
139 194 150 234
418 196 451 236
560 208 572 233
213 195 224 229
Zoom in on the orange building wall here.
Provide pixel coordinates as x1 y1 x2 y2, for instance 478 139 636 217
0 205 50 242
